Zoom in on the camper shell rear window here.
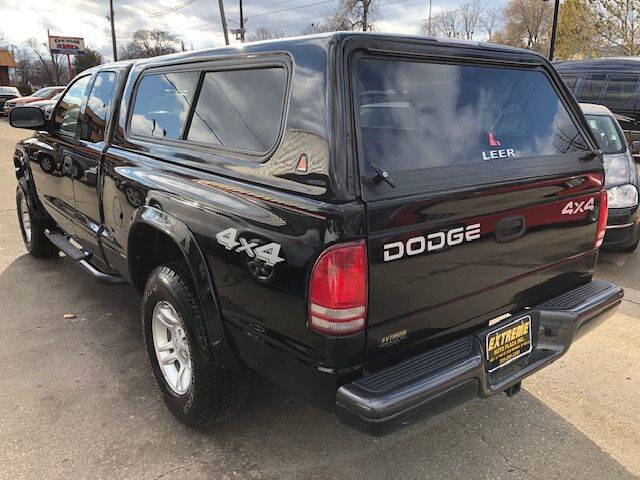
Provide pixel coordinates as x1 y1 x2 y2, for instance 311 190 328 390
353 57 589 177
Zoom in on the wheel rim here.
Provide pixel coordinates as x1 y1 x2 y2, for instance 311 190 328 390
19 195 31 244
152 301 193 395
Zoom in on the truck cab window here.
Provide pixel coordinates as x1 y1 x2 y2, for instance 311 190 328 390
562 75 578 92
579 74 606 103
53 75 91 136
603 75 639 103
130 71 199 140
80 72 117 143
186 67 287 153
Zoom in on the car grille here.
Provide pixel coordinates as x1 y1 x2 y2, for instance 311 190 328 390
604 225 634 245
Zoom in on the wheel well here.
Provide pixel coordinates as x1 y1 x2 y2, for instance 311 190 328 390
129 224 185 294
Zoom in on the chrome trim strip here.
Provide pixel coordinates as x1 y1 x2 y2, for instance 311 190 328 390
606 222 635 229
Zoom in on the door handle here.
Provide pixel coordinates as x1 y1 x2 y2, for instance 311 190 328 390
495 215 526 243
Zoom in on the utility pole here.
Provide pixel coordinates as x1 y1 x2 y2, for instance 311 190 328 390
218 0 230 45
362 0 368 31
46 29 58 85
546 0 560 61
428 0 433 35
239 0 245 42
109 0 118 61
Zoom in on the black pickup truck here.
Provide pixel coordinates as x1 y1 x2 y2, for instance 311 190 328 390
9 33 623 435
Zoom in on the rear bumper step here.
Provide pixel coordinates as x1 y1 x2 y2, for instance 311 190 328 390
44 230 127 286
336 280 623 435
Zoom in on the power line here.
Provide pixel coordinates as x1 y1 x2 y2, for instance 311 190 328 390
244 0 420 29
119 0 429 44
246 0 423 31
248 0 338 19
120 0 198 19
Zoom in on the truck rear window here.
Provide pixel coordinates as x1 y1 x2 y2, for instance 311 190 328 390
585 114 625 154
353 58 588 174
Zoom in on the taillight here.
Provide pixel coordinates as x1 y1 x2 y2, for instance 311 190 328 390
595 190 608 248
308 241 367 335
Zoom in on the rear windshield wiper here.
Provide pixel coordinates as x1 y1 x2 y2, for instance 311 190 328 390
364 163 396 188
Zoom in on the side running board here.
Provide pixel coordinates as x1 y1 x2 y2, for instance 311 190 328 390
44 230 127 286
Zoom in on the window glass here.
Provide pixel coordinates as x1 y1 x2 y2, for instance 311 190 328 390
0 86 20 96
33 87 54 99
80 72 117 143
579 74 606 102
186 67 287 153
603 75 638 103
130 71 199 140
561 75 578 92
585 114 625 154
353 58 588 174
54 76 91 135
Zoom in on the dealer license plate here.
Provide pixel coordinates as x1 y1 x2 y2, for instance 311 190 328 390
485 315 532 372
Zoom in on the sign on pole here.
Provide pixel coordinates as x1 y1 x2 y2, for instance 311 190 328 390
48 36 85 56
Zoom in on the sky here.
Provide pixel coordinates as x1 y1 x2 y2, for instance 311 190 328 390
0 0 482 61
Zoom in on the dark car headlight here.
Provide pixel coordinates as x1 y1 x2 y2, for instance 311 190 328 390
608 184 638 208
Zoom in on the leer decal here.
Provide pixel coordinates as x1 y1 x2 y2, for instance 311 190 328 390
482 133 516 161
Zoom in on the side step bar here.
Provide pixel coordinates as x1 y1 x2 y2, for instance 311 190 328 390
44 230 127 286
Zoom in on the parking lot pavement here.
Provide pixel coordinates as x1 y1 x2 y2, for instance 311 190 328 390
0 116 638 480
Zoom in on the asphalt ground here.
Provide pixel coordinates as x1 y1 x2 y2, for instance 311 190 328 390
0 117 638 480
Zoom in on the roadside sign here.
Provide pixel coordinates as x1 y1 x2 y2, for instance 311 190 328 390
48 36 85 56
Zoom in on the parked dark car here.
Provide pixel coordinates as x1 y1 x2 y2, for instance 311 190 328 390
0 86 21 115
3 86 65 115
555 57 640 151
581 103 640 251
8 33 622 435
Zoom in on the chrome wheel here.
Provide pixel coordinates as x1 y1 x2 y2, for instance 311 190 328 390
152 301 192 395
19 195 31 244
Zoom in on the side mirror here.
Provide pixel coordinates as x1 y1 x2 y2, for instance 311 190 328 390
631 141 640 155
9 106 46 130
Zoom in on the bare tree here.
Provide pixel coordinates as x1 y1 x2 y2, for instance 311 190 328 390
428 10 462 38
12 47 34 87
492 0 552 53
332 0 379 31
459 0 483 40
590 0 640 55
301 21 338 35
119 29 181 60
480 7 502 41
27 38 67 86
247 27 285 42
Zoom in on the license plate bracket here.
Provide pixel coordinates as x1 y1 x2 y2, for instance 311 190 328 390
485 315 532 373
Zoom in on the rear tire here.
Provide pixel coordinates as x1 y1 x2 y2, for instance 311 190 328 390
142 263 251 429
16 186 58 258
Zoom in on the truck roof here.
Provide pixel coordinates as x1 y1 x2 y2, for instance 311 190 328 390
93 32 545 73
555 57 640 71
579 102 614 115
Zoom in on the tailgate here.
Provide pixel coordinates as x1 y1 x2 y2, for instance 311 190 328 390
350 52 605 370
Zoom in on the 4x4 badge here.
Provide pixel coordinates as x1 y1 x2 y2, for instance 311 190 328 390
215 228 285 266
